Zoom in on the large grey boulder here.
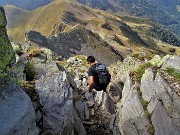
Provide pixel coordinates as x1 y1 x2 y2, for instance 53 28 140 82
161 55 180 70
35 68 74 134
151 73 180 135
0 82 38 135
152 101 180 135
114 75 150 135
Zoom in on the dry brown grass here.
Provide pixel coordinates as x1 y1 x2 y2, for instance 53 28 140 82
6 0 68 42
27 47 42 57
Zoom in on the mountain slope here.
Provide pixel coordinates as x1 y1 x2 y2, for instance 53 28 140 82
4 0 180 61
0 0 52 10
77 0 180 37
4 0 68 42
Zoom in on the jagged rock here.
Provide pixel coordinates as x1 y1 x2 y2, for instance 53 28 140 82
114 75 150 135
140 68 157 102
0 82 38 135
102 93 115 114
152 101 180 135
73 107 86 135
161 55 180 70
75 100 85 120
140 69 180 134
35 69 74 134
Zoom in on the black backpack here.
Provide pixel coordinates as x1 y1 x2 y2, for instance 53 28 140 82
95 63 111 86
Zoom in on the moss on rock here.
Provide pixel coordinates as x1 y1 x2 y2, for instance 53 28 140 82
0 6 14 84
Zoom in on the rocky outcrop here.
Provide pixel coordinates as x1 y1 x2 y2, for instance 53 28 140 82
32 54 86 134
0 7 38 135
35 70 74 134
0 82 38 135
142 72 180 135
114 75 150 135
114 55 180 135
161 55 180 70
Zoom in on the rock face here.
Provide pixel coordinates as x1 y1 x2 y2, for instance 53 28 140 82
114 75 150 135
35 62 75 134
162 55 180 70
0 7 38 135
0 83 38 135
114 55 180 135
151 73 180 135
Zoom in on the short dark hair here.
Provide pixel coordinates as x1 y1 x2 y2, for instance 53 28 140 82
87 56 95 63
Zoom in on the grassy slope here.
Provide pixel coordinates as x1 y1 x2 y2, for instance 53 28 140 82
4 0 67 42
4 0 180 56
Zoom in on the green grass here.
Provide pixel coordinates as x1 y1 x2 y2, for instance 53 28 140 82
130 62 153 82
148 124 155 135
165 67 180 81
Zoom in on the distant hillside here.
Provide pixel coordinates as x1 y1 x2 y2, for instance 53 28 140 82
4 0 180 59
0 0 52 10
77 0 180 37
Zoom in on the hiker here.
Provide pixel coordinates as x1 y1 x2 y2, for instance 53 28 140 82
85 56 111 93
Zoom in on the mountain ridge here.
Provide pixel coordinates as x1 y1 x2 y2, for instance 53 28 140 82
0 0 52 11
77 0 180 37
3 0 180 59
